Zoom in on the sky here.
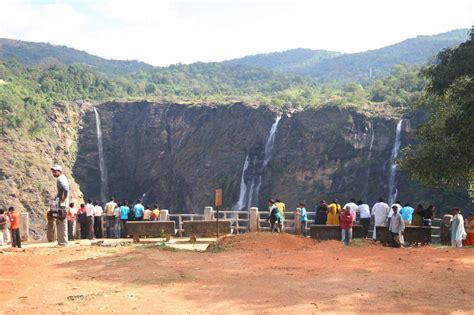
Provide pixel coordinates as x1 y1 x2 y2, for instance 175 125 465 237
0 0 472 66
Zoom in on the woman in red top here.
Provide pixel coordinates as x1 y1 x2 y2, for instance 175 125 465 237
340 206 354 246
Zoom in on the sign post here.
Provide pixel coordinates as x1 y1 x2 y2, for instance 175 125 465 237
214 189 223 239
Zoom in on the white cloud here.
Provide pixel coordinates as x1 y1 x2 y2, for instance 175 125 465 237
0 0 471 66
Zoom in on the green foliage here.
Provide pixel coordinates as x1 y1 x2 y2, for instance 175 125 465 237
400 29 474 197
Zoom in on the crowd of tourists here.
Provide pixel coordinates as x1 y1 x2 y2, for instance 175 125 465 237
1 163 473 249
47 198 162 244
266 197 473 248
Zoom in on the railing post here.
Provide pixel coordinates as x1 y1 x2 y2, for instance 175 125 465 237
20 212 29 241
249 207 259 232
178 216 183 237
295 208 301 234
204 206 214 220
160 209 169 221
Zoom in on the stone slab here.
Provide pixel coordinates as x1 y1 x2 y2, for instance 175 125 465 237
309 225 364 240
126 221 175 240
182 220 231 237
376 226 437 244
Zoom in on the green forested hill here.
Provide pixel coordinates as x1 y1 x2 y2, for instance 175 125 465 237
222 29 469 84
222 48 341 71
0 38 153 76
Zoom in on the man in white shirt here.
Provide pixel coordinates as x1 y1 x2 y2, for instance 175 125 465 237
85 200 95 240
343 198 358 223
372 198 389 241
93 201 104 239
357 200 371 239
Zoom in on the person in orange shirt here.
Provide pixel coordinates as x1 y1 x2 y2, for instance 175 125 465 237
8 207 21 248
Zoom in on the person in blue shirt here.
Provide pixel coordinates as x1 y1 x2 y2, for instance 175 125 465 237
400 203 415 225
298 203 308 236
133 200 145 221
119 200 130 237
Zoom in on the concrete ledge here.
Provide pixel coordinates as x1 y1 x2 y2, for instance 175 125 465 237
309 225 364 240
376 226 437 244
126 221 175 240
182 220 231 237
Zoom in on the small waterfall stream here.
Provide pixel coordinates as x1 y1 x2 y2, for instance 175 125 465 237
387 119 404 205
364 120 375 200
233 116 282 210
94 108 108 204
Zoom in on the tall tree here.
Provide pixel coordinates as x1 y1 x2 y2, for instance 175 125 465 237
400 27 474 199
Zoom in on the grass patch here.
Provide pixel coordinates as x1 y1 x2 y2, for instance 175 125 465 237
206 241 229 253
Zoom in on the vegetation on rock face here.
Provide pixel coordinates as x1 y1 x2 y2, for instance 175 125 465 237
400 27 474 198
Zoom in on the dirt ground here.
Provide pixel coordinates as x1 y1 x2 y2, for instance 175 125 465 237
1 233 473 314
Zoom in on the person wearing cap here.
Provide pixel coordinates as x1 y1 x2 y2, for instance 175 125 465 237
51 164 69 246
388 205 405 248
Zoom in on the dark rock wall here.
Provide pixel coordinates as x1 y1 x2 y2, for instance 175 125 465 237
74 102 470 215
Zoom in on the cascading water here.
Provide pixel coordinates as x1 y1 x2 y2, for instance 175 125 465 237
94 108 108 204
364 120 375 200
233 116 282 210
387 119 404 205
233 155 250 210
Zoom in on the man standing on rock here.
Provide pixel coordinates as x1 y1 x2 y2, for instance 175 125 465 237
51 164 69 246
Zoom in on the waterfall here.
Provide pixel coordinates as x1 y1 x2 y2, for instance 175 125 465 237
252 115 282 207
364 120 375 200
263 116 282 168
233 115 282 210
233 155 250 210
94 108 108 204
387 119 404 205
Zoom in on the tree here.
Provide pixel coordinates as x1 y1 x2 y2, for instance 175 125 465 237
400 27 474 198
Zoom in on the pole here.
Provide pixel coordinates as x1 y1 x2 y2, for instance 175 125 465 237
216 205 219 239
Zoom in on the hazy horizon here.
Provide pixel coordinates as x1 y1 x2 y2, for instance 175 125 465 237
0 0 472 66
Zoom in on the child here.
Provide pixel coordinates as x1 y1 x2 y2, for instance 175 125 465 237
67 202 76 241
151 204 160 221
298 203 308 236
9 207 21 248
340 206 354 246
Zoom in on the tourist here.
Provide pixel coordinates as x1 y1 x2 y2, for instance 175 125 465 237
357 200 371 239
0 208 10 246
400 203 414 226
93 200 103 239
143 206 152 221
151 204 160 221
114 202 122 238
326 199 341 225
67 202 76 241
298 203 308 236
340 206 354 246
388 205 405 248
85 199 95 240
133 200 145 221
451 208 467 247
423 205 434 226
372 198 389 240
275 199 286 230
50 164 69 247
8 207 21 248
267 199 281 233
119 201 130 238
343 198 358 222
464 213 474 246
104 197 117 238
77 203 87 239
314 200 328 225
412 204 425 226
388 201 402 226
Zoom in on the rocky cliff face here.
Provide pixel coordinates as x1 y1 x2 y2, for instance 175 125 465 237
74 102 470 214
0 102 85 238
